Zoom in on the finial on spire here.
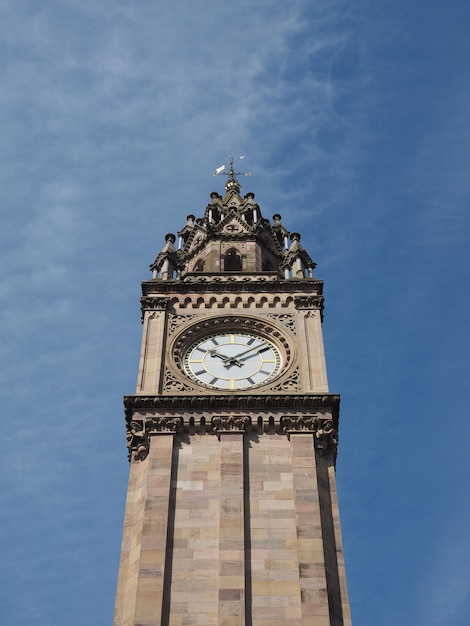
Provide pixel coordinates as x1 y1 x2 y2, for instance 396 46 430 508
212 155 251 191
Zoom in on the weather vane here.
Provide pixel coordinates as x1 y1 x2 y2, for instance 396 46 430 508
212 155 251 178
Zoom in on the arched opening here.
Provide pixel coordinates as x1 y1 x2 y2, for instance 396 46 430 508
194 259 205 272
224 248 242 272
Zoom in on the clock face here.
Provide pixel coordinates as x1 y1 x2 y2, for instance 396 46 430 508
183 331 282 390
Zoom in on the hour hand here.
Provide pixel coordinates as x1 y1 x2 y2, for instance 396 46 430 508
209 349 242 367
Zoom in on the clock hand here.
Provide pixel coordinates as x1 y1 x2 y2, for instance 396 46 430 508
228 344 269 362
209 349 242 368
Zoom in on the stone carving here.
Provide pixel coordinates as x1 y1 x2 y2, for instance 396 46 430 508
163 370 194 393
314 419 338 456
211 415 251 433
140 297 170 322
126 416 183 461
141 296 170 310
269 369 300 392
143 276 322 292
124 393 340 416
147 416 183 434
280 415 338 455
168 314 198 335
281 415 318 432
126 420 149 461
294 296 324 309
266 313 296 333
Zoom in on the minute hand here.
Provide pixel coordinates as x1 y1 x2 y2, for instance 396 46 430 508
229 344 270 362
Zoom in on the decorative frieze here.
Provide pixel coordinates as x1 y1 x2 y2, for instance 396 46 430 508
294 295 324 310
126 416 184 461
124 393 340 417
294 295 325 321
140 296 170 321
281 415 338 455
211 415 251 437
142 277 323 294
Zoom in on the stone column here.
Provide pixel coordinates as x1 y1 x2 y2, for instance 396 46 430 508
138 298 169 394
113 433 175 626
290 433 330 626
294 298 328 393
215 418 247 626
113 452 149 626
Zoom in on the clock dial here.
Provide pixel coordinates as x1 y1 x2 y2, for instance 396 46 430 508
183 331 282 390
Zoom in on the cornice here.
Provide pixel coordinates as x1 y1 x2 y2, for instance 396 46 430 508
141 277 324 295
123 396 341 463
124 393 340 422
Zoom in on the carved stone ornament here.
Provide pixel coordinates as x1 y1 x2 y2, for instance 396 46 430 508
211 415 251 435
140 296 170 321
126 420 150 461
269 368 300 392
163 369 195 393
281 415 318 432
141 296 170 310
126 416 183 461
314 419 338 456
280 416 338 455
265 313 296 334
124 394 340 417
294 296 324 310
168 314 198 335
147 416 184 434
142 277 322 292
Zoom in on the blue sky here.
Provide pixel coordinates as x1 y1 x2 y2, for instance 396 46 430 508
1 1 469 624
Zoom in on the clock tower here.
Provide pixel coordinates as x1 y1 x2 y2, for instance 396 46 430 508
113 169 352 626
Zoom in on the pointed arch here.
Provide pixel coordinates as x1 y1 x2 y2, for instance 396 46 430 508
224 248 242 272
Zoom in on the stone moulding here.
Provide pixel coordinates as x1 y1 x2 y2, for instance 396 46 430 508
124 393 340 416
124 405 339 462
141 277 324 295
123 395 340 459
